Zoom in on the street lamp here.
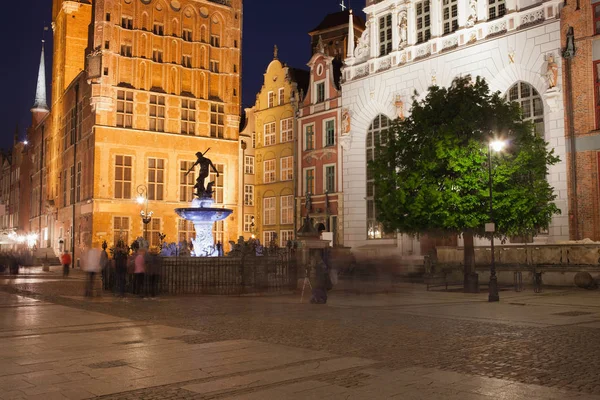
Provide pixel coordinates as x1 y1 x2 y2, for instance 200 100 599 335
487 139 506 303
137 185 153 241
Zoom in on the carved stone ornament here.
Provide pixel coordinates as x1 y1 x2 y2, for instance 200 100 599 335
341 108 351 135
395 95 404 120
354 20 371 62
398 10 408 49
545 54 558 89
466 0 477 27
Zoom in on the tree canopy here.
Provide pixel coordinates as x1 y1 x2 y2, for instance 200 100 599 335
369 76 560 241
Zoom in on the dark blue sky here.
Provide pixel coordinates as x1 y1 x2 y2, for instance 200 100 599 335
0 0 364 150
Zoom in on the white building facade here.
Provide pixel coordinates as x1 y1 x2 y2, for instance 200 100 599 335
341 0 568 256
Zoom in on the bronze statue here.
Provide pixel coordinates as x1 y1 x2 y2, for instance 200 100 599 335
185 149 219 198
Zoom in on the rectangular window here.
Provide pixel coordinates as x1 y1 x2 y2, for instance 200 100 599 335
442 0 458 35
153 23 164 36
210 35 220 47
181 99 196 135
280 230 294 247
280 156 293 181
114 155 132 199
209 164 224 204
62 170 67 207
152 49 163 63
379 14 393 56
117 90 133 128
305 169 315 195
280 118 293 143
182 54 192 68
120 44 133 57
264 231 277 245
144 218 162 247
244 214 254 232
268 91 275 108
264 122 276 146
213 220 224 245
76 162 82 203
596 4 600 35
252 133 256 148
148 158 165 201
121 16 133 30
263 197 276 225
264 159 276 183
278 88 285 105
210 103 225 138
416 1 431 44
180 160 195 202
305 125 315 150
183 29 193 41
210 60 219 73
596 61 600 129
113 217 130 245
488 0 506 20
316 82 325 103
281 195 294 225
324 120 335 147
69 165 75 205
178 219 195 242
325 165 336 193
245 155 255 174
244 184 254 206
149 95 166 132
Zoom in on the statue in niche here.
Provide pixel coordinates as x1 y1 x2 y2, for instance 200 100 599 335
185 149 220 199
398 11 408 49
466 0 478 27
545 54 558 89
341 108 351 135
395 96 404 120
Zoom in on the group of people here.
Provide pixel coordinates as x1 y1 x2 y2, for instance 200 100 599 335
0 250 26 274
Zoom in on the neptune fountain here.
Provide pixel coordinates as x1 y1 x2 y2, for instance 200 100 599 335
175 149 233 257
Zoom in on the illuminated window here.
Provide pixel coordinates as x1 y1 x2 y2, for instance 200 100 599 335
244 185 254 206
153 23 164 36
264 122 276 146
280 118 293 142
183 29 193 41
268 91 275 108
305 168 315 195
305 125 315 150
180 161 195 202
210 35 221 47
244 214 254 232
280 195 294 225
416 1 431 44
280 156 293 181
245 156 255 174
264 231 277 245
121 16 133 29
264 159 276 183
148 158 165 201
488 0 506 20
149 95 165 132
178 219 195 242
116 90 133 128
507 82 544 136
113 217 130 245
181 99 196 135
379 14 392 56
144 218 162 247
280 230 294 247
210 103 225 138
442 0 458 34
114 155 132 199
209 164 224 204
264 197 276 225
278 88 285 105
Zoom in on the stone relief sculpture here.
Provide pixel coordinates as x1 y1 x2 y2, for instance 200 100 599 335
341 108 351 135
354 23 370 61
395 96 404 120
466 0 478 27
545 54 558 89
398 10 408 49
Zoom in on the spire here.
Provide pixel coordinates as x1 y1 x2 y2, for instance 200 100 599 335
32 41 49 112
273 44 279 60
13 124 19 146
347 10 355 59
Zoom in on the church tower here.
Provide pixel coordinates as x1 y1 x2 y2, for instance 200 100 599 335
31 42 50 127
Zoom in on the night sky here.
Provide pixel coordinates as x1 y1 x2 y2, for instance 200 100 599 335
0 0 364 151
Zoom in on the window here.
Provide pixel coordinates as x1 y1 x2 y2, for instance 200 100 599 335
507 82 544 136
263 197 276 225
69 165 75 205
316 82 325 103
264 122 276 146
117 90 133 128
115 155 132 199
210 60 219 73
252 133 256 148
324 120 335 147
280 156 293 181
416 1 431 44
210 35 220 47
76 162 82 203
244 185 254 206
278 88 285 105
379 14 393 56
105 41 110 50
305 168 315 195
213 220 225 245
148 158 165 201
245 156 254 174
181 99 196 135
305 125 315 150
268 91 275 108
281 195 293 225
182 54 192 68
153 23 164 36
152 49 163 63
367 115 394 239
488 0 506 20
180 161 195 202
264 159 276 183
178 219 195 242
62 170 67 207
149 95 166 132
183 29 192 41
209 164 224 204
106 12 111 22
244 214 254 232
595 5 600 35
280 230 294 247
113 217 130 245
277 118 293 143
325 165 336 193
442 0 458 35
596 61 600 128
120 44 132 57
210 104 225 138
264 231 277 246
144 218 162 247
121 16 133 29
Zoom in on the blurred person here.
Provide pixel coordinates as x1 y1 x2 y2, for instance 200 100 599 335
134 249 147 297
60 250 72 277
310 251 332 304
100 246 110 290
146 248 162 298
82 247 101 297
114 241 128 297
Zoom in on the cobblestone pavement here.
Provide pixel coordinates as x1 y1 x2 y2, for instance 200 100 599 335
3 270 600 398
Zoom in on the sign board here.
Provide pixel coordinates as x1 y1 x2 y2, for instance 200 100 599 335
485 223 495 233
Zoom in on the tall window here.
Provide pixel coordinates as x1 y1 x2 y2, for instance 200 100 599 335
264 122 276 146
305 168 315 195
264 159 276 183
62 170 67 206
278 88 285 105
379 14 393 56
325 165 335 193
69 166 75 205
264 231 277 246
117 90 133 128
507 82 544 136
252 133 256 148
442 0 458 35
144 218 162 247
324 120 335 147
280 156 293 181
120 44 133 57
148 158 165 201
153 23 164 36
121 16 133 29
596 61 600 129
210 35 221 47
367 115 394 239
268 91 275 108
113 217 130 245
180 161 195 202
244 185 254 206
416 1 431 44
316 82 325 103
153 49 164 63
213 220 224 245
181 99 196 135
245 156 255 174
209 164 224 204
281 118 293 142
182 55 192 68
488 0 506 20
281 195 293 225
210 104 225 138
244 214 254 232
595 4 600 35
76 162 82 203
280 230 293 247
264 197 276 225
305 125 315 150
115 155 132 199
149 95 166 132
183 29 193 41
210 60 219 73
178 219 195 242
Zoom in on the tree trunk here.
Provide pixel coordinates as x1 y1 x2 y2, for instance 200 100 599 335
462 231 479 293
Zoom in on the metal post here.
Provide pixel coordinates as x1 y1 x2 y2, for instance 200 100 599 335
488 144 499 302
241 140 246 237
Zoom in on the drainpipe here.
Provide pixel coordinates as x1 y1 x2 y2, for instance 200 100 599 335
39 125 45 246
563 28 578 239
72 84 79 256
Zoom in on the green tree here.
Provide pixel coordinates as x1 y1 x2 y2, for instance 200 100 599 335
370 76 560 280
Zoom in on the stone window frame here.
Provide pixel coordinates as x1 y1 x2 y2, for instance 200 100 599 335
147 158 165 201
507 81 544 136
488 0 506 21
114 155 132 199
323 118 335 147
416 1 432 44
442 0 459 35
263 230 277 245
278 88 285 105
378 13 393 56
210 103 225 138
149 95 166 132
268 91 275 108
213 220 224 245
304 123 315 151
304 167 315 195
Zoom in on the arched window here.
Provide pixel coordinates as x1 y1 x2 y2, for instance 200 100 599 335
507 82 544 136
366 114 394 240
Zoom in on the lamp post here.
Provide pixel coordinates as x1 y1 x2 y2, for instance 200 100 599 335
487 140 506 303
136 185 153 242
